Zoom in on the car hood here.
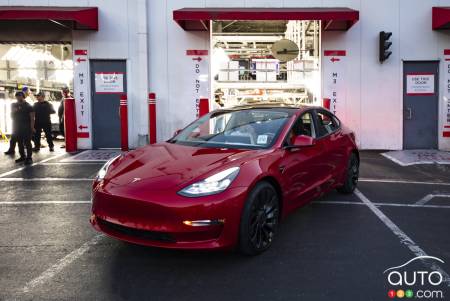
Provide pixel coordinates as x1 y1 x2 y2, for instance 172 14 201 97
104 142 260 191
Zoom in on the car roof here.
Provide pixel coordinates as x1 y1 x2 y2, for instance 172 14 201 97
222 103 321 112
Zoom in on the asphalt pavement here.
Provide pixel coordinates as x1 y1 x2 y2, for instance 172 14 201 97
0 145 449 301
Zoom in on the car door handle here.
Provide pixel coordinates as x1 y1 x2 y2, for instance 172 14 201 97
405 107 412 120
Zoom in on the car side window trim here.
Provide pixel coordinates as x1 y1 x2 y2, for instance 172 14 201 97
282 110 316 146
312 109 341 140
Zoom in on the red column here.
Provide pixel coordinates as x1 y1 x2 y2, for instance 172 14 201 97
148 93 157 144
64 97 77 152
120 94 129 151
323 98 331 110
199 98 209 117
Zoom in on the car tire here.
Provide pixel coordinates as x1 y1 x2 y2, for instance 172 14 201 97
239 181 280 256
337 152 359 194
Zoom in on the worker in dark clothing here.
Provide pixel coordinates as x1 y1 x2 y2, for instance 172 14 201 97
5 86 32 155
4 134 17 155
58 100 64 137
11 91 34 165
33 91 55 152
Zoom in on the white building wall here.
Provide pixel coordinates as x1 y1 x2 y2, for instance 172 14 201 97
148 0 450 150
73 0 148 149
6 0 450 150
6 0 149 149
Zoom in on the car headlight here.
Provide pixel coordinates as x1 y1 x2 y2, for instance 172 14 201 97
96 155 121 180
178 167 240 197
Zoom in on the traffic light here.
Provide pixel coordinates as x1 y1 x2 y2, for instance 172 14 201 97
379 31 392 63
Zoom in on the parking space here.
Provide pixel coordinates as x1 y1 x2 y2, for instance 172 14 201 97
0 150 449 300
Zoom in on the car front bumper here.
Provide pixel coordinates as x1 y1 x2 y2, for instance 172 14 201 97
90 184 248 250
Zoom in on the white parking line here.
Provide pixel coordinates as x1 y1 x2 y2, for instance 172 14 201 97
415 194 450 205
0 201 91 205
359 178 450 186
21 235 103 294
0 177 93 182
40 162 103 165
354 189 450 287
0 153 67 178
316 200 450 209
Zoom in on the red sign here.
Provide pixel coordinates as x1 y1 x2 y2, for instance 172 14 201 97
186 50 208 56
324 50 346 56
77 132 90 138
74 49 87 56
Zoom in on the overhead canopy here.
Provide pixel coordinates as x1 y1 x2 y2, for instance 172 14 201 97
433 7 450 30
0 7 98 30
173 7 359 31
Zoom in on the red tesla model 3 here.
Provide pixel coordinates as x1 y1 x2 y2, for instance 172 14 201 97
90 104 359 255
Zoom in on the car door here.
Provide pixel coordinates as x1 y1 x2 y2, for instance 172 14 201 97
278 111 325 212
313 110 347 189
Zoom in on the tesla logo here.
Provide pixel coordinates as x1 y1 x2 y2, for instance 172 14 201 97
131 178 141 183
330 57 340 63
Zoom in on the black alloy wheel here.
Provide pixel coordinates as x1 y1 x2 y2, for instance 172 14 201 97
240 182 279 255
337 152 359 194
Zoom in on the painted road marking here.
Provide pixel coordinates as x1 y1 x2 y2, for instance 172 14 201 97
0 153 67 178
315 200 450 209
360 178 450 186
0 201 91 205
21 235 103 294
0 177 93 182
40 162 103 166
354 189 450 287
415 194 450 205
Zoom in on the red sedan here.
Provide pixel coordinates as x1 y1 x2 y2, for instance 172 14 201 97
90 104 359 255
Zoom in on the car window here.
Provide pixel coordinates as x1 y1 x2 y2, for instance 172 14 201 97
170 109 293 149
285 111 315 145
315 111 340 137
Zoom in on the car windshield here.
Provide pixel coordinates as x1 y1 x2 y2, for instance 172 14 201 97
169 109 293 149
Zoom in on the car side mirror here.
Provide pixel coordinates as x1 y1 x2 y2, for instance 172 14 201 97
287 135 315 149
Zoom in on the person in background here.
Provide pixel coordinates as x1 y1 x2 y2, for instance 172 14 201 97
22 86 33 104
58 87 70 144
33 91 55 152
11 91 34 165
5 86 34 155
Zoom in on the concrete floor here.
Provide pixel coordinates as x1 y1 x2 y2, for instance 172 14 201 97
0 145 449 301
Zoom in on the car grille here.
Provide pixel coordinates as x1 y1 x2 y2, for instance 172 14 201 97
97 218 176 243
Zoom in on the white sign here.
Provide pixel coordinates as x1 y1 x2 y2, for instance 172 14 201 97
73 49 91 147
323 50 346 117
406 73 434 95
94 72 124 94
186 50 209 118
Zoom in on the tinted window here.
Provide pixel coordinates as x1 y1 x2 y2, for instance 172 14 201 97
286 111 316 145
315 111 340 137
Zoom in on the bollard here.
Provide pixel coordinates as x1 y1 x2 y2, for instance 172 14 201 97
148 93 157 144
199 98 209 117
120 94 129 151
323 98 331 110
64 97 77 152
